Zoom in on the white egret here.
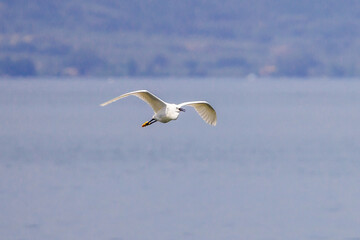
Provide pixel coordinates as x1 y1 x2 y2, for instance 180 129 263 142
100 90 217 127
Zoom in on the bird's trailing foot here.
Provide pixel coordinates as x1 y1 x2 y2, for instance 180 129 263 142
142 119 157 127
142 121 150 127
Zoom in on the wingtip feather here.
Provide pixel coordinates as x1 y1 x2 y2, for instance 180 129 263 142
100 101 111 107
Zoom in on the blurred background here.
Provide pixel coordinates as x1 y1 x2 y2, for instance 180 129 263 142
1 0 360 78
2 1 360 240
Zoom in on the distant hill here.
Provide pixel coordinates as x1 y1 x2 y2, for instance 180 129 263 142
1 0 360 78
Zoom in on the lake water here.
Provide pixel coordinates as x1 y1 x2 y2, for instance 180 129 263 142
1 78 360 240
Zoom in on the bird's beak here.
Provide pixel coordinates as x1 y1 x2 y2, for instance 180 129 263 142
179 107 186 112
142 121 150 127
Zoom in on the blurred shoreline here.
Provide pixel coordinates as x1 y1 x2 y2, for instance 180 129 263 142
1 1 360 78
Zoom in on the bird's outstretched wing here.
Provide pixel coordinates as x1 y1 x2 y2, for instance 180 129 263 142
100 90 167 113
179 101 217 126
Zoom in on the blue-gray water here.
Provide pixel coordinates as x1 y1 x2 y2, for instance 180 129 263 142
1 78 360 240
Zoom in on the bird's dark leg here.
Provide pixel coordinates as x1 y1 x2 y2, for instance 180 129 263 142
142 118 157 127
148 119 157 125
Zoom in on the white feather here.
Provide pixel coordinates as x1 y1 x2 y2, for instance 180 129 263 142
100 90 166 113
178 101 217 126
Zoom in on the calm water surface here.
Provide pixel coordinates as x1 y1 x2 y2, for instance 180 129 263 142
1 78 360 240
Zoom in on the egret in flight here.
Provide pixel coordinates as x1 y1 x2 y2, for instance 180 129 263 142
100 90 217 127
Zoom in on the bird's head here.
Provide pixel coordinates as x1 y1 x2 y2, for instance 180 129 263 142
177 107 186 112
